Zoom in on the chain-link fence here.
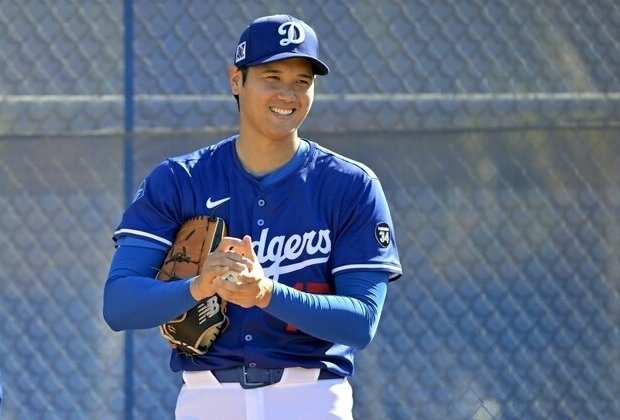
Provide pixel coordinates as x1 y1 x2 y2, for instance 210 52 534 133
1 1 619 419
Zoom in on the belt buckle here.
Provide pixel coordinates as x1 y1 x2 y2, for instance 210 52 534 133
240 366 272 390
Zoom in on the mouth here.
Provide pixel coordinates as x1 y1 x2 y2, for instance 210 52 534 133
270 106 294 116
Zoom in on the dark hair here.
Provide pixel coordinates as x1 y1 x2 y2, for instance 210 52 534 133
234 67 249 110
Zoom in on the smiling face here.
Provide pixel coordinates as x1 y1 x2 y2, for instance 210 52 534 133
230 58 315 144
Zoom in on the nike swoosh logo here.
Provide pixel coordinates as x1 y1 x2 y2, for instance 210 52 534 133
206 196 231 209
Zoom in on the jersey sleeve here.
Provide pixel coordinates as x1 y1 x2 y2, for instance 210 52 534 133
113 160 186 246
330 176 402 281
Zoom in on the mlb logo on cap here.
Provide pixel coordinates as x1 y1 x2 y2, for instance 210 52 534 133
235 42 247 62
234 14 329 75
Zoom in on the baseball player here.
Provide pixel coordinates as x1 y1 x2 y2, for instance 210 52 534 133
103 14 402 420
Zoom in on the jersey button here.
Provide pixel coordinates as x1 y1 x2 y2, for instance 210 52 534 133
245 334 253 342
257 219 265 227
249 362 257 368
257 199 265 207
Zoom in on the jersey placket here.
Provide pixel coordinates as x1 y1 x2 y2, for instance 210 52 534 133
242 193 269 367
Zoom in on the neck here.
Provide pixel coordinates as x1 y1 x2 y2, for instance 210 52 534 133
235 134 300 176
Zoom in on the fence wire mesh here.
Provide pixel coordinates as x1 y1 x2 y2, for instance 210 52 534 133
0 1 619 419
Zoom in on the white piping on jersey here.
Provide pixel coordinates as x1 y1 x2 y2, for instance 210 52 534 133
333 263 402 278
114 229 173 247
263 257 330 281
314 143 378 179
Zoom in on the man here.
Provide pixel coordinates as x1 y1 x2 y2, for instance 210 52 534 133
103 14 402 419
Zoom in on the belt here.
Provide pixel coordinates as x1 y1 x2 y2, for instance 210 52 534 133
211 366 342 389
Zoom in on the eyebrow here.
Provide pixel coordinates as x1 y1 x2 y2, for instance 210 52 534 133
261 68 314 79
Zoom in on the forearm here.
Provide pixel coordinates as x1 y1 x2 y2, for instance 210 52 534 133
103 275 196 330
264 272 388 349
102 241 197 331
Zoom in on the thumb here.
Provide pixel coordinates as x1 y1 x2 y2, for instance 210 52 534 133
243 235 256 258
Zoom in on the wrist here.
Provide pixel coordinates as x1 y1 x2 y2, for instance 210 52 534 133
188 276 201 301
257 277 274 308
189 275 214 301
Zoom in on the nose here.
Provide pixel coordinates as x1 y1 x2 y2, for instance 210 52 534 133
277 82 297 101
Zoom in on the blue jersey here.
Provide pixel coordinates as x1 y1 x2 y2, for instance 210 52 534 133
114 136 401 373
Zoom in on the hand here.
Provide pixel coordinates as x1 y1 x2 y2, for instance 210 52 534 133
189 236 252 301
213 235 273 308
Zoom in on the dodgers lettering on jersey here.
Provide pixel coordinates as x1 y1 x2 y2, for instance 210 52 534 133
114 136 402 374
254 227 332 281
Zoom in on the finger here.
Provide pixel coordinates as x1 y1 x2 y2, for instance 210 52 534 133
237 255 254 267
201 257 245 279
221 260 248 274
209 249 247 266
208 265 228 275
216 236 244 252
242 235 256 258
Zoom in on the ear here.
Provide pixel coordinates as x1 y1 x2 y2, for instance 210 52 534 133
229 65 243 95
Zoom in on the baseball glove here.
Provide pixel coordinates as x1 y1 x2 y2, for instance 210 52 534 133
156 216 228 356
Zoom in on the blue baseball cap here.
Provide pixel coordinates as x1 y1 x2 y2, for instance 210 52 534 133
234 14 329 75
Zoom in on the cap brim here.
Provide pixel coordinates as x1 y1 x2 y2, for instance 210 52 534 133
245 52 329 75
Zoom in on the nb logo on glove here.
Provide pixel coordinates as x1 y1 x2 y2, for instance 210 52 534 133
198 296 221 324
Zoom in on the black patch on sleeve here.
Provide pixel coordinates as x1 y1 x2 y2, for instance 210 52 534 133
375 223 390 248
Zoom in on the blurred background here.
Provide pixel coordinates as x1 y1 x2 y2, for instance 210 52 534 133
0 1 619 419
